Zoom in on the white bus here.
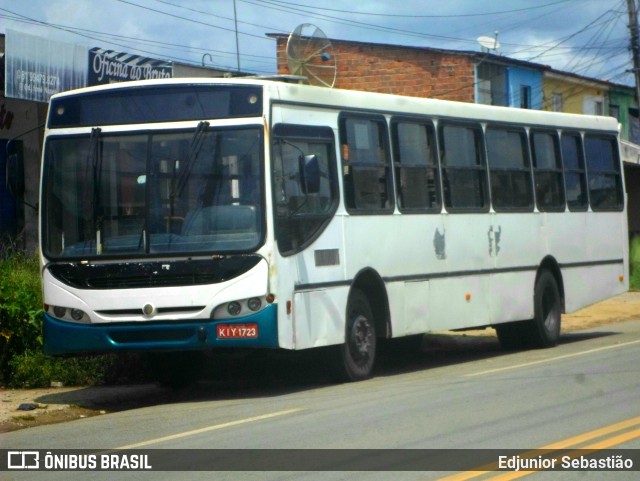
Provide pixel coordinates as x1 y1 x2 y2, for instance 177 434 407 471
40 78 628 381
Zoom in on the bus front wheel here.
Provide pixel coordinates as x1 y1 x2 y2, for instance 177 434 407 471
338 289 376 382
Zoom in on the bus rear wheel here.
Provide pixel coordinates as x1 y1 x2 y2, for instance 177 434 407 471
338 289 376 382
525 271 561 348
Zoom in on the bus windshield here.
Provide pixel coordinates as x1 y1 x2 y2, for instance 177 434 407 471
42 126 264 259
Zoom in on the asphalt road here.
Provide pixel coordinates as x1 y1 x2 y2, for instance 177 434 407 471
2 319 640 481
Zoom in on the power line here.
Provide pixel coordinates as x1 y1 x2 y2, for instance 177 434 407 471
114 0 271 41
150 0 289 35
252 0 573 18
0 7 275 74
1 1 632 88
0 12 274 62
240 0 486 46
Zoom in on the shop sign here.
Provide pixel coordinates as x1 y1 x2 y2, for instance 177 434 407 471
88 48 172 86
4 29 87 103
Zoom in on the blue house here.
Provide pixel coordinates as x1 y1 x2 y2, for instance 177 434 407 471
506 66 543 109
475 59 543 109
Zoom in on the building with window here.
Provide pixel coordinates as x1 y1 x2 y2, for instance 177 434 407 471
0 32 241 251
269 33 639 239
269 34 637 141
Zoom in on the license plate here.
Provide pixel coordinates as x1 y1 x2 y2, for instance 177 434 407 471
216 323 258 339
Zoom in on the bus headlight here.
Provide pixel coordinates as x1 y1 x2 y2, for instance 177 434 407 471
247 297 262 312
212 295 271 319
227 302 242 316
48 305 90 323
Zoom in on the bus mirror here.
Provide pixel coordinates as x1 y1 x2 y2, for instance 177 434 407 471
299 154 320 194
6 153 24 198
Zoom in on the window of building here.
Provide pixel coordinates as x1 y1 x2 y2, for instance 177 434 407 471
583 95 605 116
594 101 604 115
609 105 620 121
391 120 440 212
340 115 393 213
584 134 623 211
531 130 565 212
520 85 532 109
630 108 640 144
439 122 488 212
561 132 588 211
477 79 492 105
476 63 507 106
552 93 563 112
485 126 533 211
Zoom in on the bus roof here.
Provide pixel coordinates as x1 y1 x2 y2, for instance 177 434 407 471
50 77 620 134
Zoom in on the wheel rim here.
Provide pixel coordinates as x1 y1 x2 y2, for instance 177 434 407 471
349 314 374 365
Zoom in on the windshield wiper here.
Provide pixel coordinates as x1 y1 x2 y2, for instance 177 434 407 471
166 121 210 239
171 120 210 199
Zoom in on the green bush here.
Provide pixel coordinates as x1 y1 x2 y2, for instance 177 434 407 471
7 350 158 388
0 251 44 382
7 350 111 388
0 249 159 387
631 235 640 291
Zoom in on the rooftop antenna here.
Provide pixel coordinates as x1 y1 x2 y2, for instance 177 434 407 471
477 31 500 53
286 23 337 88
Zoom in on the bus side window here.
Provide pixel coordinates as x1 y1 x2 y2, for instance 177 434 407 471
561 132 588 211
531 130 565 212
340 115 393 213
439 122 488 212
584 134 623 211
272 124 338 255
391 120 440 212
485 126 533 212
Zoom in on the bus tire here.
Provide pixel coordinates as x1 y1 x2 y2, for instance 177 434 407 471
526 270 562 348
338 289 377 382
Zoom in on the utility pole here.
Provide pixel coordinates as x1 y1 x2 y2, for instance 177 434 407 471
627 0 640 103
233 0 241 72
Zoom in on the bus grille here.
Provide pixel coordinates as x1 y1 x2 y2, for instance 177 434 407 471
47 256 262 290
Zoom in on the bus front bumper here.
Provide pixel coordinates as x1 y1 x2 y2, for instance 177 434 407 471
43 304 279 355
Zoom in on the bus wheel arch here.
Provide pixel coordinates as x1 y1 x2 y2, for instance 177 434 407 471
336 269 390 381
350 268 392 340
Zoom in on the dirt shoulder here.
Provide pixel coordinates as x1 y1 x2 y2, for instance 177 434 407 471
0 384 169 433
561 291 640 331
2 291 639 433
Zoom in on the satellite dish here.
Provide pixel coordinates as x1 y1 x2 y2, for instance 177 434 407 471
286 24 337 88
477 34 500 52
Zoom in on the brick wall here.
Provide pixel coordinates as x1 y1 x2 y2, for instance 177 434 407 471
274 37 476 103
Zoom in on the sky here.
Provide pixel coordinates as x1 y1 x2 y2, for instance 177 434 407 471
0 0 635 87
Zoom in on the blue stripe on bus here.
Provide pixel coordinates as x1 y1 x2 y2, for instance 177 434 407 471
43 304 279 355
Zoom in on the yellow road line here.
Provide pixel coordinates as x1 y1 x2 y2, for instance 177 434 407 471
116 408 303 449
486 427 640 480
437 415 640 481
